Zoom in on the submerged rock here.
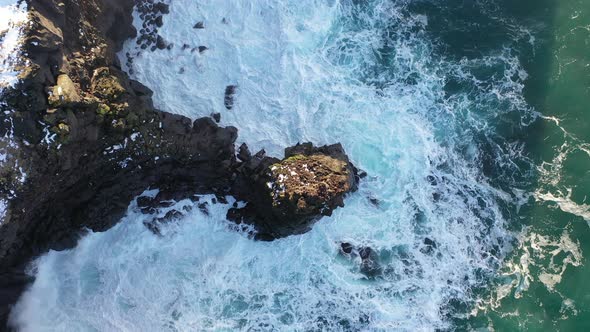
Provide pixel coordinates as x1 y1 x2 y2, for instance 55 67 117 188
224 85 237 109
339 242 383 279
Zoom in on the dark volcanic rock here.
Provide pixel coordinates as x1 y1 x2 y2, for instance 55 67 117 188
338 242 383 279
0 0 362 329
224 85 237 109
229 142 358 239
237 143 251 162
340 242 354 255
197 202 210 216
0 0 236 327
156 34 167 49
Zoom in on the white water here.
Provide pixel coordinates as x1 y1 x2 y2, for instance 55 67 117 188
0 0 28 225
0 0 27 88
11 0 529 330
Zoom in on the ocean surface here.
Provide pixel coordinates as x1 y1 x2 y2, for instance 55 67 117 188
4 0 590 330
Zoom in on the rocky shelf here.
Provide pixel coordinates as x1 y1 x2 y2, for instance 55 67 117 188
0 0 360 327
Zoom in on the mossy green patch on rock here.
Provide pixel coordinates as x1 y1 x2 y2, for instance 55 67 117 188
91 67 126 102
96 103 111 115
284 154 307 162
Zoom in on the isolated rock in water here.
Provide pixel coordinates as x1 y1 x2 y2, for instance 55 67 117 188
267 153 352 214
231 142 358 239
224 85 237 109
339 242 383 279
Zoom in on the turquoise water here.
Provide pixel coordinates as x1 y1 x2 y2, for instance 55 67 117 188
7 0 590 330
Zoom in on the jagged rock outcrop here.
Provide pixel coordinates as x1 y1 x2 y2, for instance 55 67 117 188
0 0 237 326
0 0 240 269
229 143 358 239
0 0 360 328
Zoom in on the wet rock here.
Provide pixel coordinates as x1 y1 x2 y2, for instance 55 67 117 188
198 202 210 216
215 194 229 204
143 209 185 235
421 237 438 255
340 242 354 255
368 196 380 207
424 237 437 247
432 192 441 202
157 209 184 223
129 79 153 97
154 2 169 14
426 175 437 186
156 35 167 49
137 195 157 213
338 243 383 278
211 112 221 123
193 21 205 29
198 46 208 53
237 143 251 162
224 85 237 110
143 220 162 236
226 207 243 223
154 15 163 27
230 143 358 239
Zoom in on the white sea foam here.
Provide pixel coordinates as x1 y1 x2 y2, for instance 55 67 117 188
536 190 590 224
0 0 28 220
11 0 529 330
0 0 28 88
472 229 583 317
0 198 7 224
535 115 590 224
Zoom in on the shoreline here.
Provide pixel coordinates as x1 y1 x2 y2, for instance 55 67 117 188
0 0 358 328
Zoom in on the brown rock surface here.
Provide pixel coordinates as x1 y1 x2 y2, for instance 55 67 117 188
229 143 358 239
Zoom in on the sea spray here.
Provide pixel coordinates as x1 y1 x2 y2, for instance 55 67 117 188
10 0 536 330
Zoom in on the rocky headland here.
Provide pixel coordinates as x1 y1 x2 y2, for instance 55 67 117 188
0 0 359 328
